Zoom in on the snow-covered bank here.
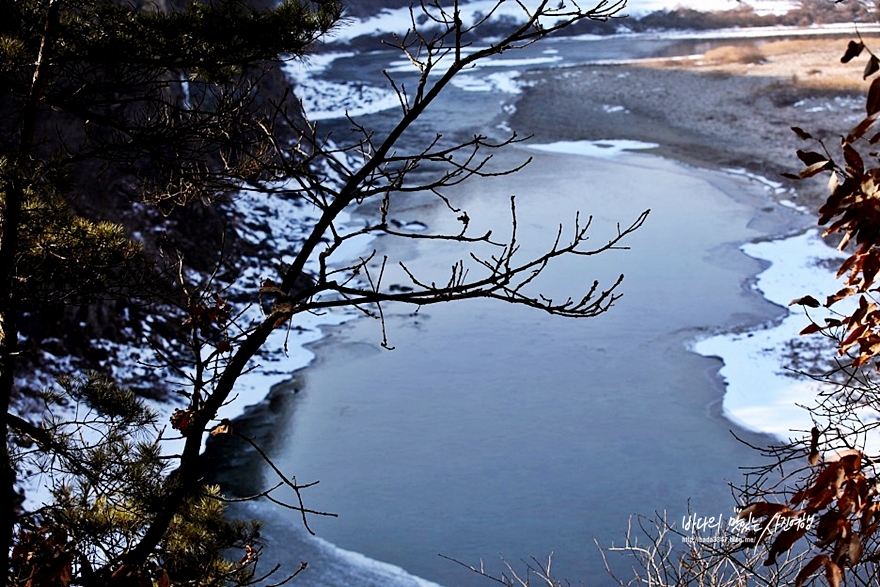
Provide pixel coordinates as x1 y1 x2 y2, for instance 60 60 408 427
328 0 802 43
14 187 375 510
285 19 880 124
283 53 400 120
692 229 849 441
629 0 798 16
527 138 659 157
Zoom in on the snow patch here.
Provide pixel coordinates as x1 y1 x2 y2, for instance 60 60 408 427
691 230 857 441
526 139 659 158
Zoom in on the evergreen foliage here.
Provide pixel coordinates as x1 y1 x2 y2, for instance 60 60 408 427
2 1 344 585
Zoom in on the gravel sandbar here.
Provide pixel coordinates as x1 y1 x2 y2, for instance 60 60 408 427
512 37 880 208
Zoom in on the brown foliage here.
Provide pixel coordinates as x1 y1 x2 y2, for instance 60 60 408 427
787 38 880 369
739 448 876 586
752 36 880 587
10 528 74 587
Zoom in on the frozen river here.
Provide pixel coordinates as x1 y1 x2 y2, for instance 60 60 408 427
209 29 831 587
218 153 808 586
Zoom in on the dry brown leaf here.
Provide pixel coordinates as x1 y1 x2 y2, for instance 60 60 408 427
795 555 829 587
848 114 880 143
826 287 856 307
844 143 865 176
867 76 880 115
259 278 285 295
809 426 821 466
836 254 859 279
792 126 813 140
800 160 835 179
825 559 843 587
842 40 865 63
764 527 808 566
865 54 880 79
170 408 194 435
210 419 233 436
847 533 864 564
800 323 824 336
157 570 171 587
797 150 829 166
737 502 790 520
790 295 822 308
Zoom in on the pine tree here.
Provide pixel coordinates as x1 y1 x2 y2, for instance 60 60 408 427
2 1 342 584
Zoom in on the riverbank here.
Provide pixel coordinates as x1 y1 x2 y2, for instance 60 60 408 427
512 36 875 209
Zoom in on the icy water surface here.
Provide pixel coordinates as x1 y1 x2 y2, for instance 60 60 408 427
219 148 809 586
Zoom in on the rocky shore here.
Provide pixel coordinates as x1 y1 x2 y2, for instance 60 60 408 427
511 36 880 209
